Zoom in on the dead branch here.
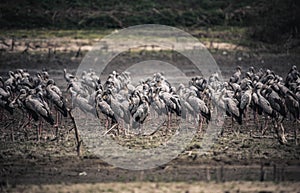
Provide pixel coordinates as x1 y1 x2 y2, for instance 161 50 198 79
68 109 82 156
103 123 119 136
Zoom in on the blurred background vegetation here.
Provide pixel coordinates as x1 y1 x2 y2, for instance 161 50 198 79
0 0 299 45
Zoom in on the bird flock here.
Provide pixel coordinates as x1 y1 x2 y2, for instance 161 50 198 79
0 65 299 145
0 69 68 141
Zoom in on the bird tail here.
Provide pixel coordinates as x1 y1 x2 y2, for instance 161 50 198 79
42 113 55 125
124 111 131 124
110 114 118 125
57 103 68 117
236 108 243 125
201 110 211 124
171 97 181 116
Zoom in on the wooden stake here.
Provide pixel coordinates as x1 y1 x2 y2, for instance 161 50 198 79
68 109 82 156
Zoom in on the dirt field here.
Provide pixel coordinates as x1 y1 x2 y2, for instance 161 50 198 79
4 182 300 193
0 35 300 192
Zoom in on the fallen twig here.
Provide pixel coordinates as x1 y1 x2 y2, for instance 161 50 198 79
103 123 119 136
252 135 274 139
143 121 166 136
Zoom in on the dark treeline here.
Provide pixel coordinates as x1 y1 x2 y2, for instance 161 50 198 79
0 0 299 43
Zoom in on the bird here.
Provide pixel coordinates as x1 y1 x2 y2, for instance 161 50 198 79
239 84 253 117
67 81 89 98
128 90 142 116
158 89 181 128
95 90 117 130
186 90 211 132
262 86 287 119
63 69 75 83
3 65 300 145
132 95 150 133
69 89 95 115
0 92 13 118
148 88 167 120
102 89 131 134
45 79 68 127
252 83 289 143
0 85 12 99
229 66 242 83
219 88 242 134
15 89 54 141
4 71 16 91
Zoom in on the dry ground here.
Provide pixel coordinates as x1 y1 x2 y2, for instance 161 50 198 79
0 35 300 192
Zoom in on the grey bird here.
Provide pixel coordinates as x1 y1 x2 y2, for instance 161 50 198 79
186 91 211 131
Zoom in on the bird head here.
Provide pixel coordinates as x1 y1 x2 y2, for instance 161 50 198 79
14 89 28 101
8 71 15 78
42 71 49 80
249 66 255 73
46 79 55 86
141 95 149 104
254 82 263 90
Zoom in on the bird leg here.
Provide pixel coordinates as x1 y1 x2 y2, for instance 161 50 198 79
243 108 249 126
20 114 31 137
216 108 223 126
198 114 203 133
273 120 285 144
138 122 142 135
37 121 41 142
10 123 14 142
193 112 198 126
295 120 299 145
121 120 127 136
280 123 287 144
54 110 59 127
105 118 109 130
236 125 241 137
188 113 192 123
170 112 172 127
243 108 247 118
254 110 260 131
0 109 2 121
124 122 129 136
54 111 59 138
261 116 269 135
167 112 171 129
1 112 9 121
